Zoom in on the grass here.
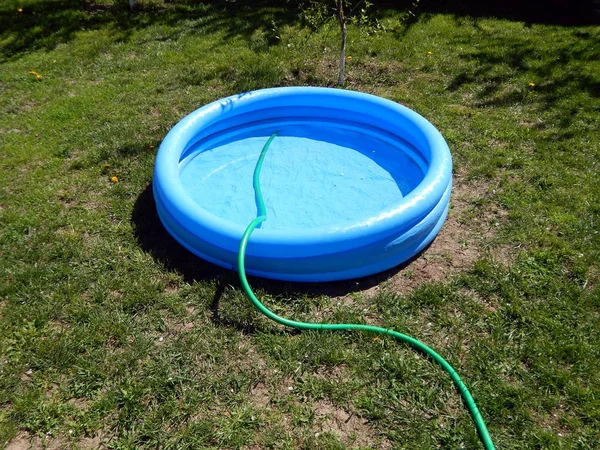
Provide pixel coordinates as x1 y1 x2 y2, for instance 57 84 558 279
1 0 599 448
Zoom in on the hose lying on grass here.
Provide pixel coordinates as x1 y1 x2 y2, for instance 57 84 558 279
237 132 495 450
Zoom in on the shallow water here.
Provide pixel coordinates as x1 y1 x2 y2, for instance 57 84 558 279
179 124 424 231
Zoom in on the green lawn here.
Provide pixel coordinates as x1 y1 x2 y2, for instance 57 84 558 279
1 1 599 449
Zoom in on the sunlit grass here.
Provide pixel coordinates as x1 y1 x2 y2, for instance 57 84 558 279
1 1 599 448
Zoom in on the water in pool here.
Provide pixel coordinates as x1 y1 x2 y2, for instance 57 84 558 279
179 126 424 231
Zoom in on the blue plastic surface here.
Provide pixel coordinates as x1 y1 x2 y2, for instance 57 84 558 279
153 87 452 281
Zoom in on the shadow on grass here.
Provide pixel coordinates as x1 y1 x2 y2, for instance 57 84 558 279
5 0 597 63
0 0 302 62
378 0 599 114
377 0 599 26
132 182 227 283
443 27 599 118
132 182 425 301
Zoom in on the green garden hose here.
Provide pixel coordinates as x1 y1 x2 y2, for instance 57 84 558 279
237 132 496 450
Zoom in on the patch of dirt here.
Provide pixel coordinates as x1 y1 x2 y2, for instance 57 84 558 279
77 435 105 449
163 283 179 295
160 304 204 339
4 433 77 450
247 374 391 449
489 243 519 268
5 434 31 450
312 364 350 382
57 188 105 212
20 370 33 382
284 54 408 97
519 119 545 129
345 59 407 94
313 400 392 449
249 382 271 408
45 438 72 450
356 173 511 299
150 107 161 118
82 201 105 211
168 320 196 333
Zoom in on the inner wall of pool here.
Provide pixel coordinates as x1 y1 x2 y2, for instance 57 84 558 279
179 123 425 231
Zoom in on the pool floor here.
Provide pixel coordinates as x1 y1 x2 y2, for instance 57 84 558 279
179 130 424 231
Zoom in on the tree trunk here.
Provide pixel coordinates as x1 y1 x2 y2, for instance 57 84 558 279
336 0 346 86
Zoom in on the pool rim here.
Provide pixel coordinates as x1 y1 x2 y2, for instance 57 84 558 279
154 87 451 251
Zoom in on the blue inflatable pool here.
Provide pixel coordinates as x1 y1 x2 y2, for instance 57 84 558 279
153 87 452 281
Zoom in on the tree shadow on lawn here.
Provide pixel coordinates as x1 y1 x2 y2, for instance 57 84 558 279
132 182 424 301
0 0 302 62
442 27 599 121
377 0 599 26
376 1 600 115
3 0 597 63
